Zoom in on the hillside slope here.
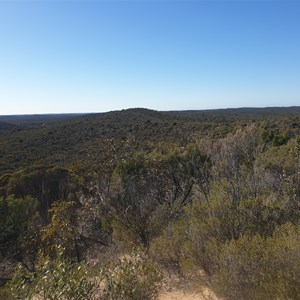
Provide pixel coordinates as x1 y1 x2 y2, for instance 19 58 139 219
0 107 299 175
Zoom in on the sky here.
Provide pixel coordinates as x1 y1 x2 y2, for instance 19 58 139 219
0 0 299 115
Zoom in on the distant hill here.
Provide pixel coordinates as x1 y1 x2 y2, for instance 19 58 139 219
0 113 84 124
0 107 299 175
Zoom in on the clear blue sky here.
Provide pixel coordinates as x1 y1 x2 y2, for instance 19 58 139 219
0 0 299 115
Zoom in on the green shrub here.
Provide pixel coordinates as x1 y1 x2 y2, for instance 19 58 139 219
213 223 300 300
150 219 188 275
101 253 163 300
0 287 14 300
272 134 288 147
8 246 97 300
150 202 220 277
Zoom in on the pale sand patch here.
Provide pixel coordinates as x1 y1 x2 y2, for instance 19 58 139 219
158 271 219 300
159 288 219 300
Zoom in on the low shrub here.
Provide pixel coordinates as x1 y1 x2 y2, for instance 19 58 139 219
8 246 97 300
101 253 163 300
213 223 300 300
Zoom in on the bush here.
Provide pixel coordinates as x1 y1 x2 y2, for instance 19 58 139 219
8 246 97 300
0 287 14 300
101 252 163 300
213 223 300 300
150 219 188 275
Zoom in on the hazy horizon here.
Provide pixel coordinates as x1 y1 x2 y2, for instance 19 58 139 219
1 105 300 117
1 1 299 115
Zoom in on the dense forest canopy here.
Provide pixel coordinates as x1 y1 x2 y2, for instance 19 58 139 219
1 107 300 299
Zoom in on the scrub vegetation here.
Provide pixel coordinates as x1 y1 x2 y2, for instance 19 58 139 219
1 107 300 299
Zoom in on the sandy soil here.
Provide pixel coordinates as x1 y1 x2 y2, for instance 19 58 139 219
159 288 219 300
158 272 219 300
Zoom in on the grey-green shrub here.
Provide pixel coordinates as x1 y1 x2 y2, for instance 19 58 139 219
101 253 163 300
8 246 97 300
213 223 300 300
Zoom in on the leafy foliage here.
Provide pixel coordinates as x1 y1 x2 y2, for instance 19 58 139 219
214 223 300 300
8 246 97 300
0 195 38 256
101 252 163 300
41 201 81 260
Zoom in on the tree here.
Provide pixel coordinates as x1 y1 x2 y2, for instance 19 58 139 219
0 195 38 258
41 201 82 261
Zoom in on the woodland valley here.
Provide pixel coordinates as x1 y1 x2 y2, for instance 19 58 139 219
1 106 300 299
